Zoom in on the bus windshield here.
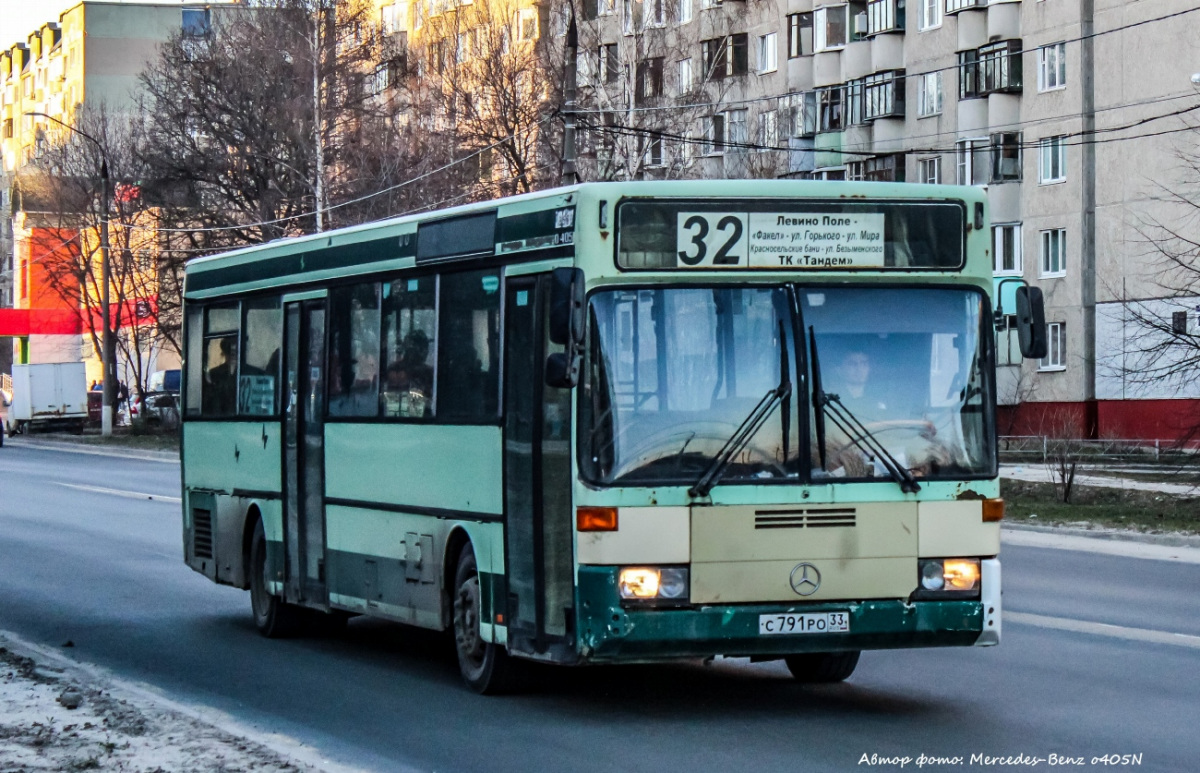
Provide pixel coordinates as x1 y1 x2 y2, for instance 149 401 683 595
582 285 993 487
583 287 800 486
804 287 992 481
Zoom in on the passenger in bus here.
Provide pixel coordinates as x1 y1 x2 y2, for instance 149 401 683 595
204 336 239 415
381 330 432 418
830 349 890 422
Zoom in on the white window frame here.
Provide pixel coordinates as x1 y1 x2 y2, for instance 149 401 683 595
758 109 779 149
727 108 748 149
643 0 666 29
598 0 615 16
1040 228 1067 277
919 0 941 31
814 5 848 52
704 114 725 155
1038 42 1066 92
677 58 693 94
758 32 778 74
1039 322 1066 371
956 137 988 185
992 223 1022 275
917 71 942 117
622 0 634 34
678 0 692 24
1039 135 1067 184
919 156 940 184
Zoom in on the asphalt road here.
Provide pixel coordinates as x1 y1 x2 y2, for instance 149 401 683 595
0 440 1195 772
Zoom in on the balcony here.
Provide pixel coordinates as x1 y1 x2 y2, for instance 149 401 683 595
866 0 903 35
946 0 986 14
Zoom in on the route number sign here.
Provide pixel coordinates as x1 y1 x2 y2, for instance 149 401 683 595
675 212 886 269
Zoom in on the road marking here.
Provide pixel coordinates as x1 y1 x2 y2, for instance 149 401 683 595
55 482 182 504
1006 611 1200 650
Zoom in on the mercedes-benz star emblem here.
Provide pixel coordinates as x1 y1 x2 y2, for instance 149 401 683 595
789 562 821 596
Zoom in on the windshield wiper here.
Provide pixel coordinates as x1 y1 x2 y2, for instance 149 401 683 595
689 323 792 499
808 325 921 494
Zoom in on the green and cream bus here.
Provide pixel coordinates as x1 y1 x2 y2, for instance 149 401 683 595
180 180 1045 693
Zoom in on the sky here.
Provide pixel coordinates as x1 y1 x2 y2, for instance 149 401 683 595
0 0 77 49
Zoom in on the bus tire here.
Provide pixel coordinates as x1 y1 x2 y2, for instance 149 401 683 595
784 651 860 683
453 546 520 694
249 519 303 638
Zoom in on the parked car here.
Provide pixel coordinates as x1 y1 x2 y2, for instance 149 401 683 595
130 370 181 427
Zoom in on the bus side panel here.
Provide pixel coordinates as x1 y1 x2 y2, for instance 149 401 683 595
323 424 503 515
182 421 283 587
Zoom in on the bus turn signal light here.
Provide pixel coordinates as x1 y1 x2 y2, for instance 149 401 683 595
577 507 618 532
982 498 1005 522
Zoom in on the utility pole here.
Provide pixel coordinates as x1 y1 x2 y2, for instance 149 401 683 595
560 8 578 187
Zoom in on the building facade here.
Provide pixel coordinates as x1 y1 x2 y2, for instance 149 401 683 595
575 0 1200 441
0 1 239 384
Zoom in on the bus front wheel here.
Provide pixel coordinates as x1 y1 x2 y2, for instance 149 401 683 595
249 519 303 638
784 651 860 683
453 546 520 694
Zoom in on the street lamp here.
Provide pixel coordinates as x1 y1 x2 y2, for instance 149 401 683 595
25 112 116 437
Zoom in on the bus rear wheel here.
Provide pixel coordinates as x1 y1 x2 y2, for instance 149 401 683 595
249 519 303 638
453 546 520 694
784 651 860 683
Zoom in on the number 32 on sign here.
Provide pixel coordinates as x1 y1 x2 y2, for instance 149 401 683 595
675 211 887 269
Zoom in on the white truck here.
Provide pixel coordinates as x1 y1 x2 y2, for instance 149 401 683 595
5 362 89 436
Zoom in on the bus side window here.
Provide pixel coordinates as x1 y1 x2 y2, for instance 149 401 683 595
328 283 381 418
184 306 203 416
381 276 437 419
438 270 501 421
239 298 282 416
202 304 240 416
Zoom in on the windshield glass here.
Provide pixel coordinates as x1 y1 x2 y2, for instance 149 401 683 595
804 288 993 480
582 287 799 486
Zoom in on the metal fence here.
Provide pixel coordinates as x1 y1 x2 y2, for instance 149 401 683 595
999 435 1196 464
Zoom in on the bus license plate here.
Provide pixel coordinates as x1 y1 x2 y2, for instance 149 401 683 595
758 612 850 635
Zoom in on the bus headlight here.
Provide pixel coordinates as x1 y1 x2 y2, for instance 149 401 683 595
915 559 981 598
618 567 689 602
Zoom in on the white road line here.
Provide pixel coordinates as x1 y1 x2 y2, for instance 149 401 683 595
55 482 182 504
1006 611 1200 650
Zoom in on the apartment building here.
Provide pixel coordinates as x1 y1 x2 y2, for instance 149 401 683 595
0 1 238 377
579 0 1200 440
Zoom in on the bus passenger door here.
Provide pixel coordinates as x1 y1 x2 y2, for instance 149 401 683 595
503 276 576 662
283 301 328 608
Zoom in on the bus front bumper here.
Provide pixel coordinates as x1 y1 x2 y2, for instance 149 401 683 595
576 566 991 662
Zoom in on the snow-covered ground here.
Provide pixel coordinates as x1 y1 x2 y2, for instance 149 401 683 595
0 634 339 773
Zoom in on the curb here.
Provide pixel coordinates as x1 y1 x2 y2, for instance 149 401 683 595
1003 521 1200 548
3 436 179 463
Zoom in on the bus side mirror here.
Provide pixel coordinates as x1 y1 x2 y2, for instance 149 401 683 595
546 267 585 388
1015 285 1048 360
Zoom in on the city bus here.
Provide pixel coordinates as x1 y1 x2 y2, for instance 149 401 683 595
180 180 1046 693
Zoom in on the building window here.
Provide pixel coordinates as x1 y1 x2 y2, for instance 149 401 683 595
1039 322 1066 371
622 0 634 34
960 41 1022 98
1039 135 1067 184
866 0 903 35
758 109 779 149
788 91 818 137
990 132 1021 182
956 137 989 185
946 0 984 11
849 154 905 182
1038 42 1066 91
677 58 693 93
641 134 664 167
814 5 849 52
635 57 664 104
727 108 748 149
1172 311 1189 335
919 156 940 184
702 34 748 79
678 0 692 24
846 79 865 126
818 86 845 133
599 44 619 85
517 8 538 40
704 114 725 155
758 32 778 74
643 0 666 28
993 224 1022 275
1040 228 1067 277
919 0 940 31
598 0 615 16
788 13 813 58
917 71 942 117
182 8 211 37
863 70 904 120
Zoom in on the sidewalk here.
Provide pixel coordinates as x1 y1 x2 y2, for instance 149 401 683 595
0 631 360 773
1000 464 1197 496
